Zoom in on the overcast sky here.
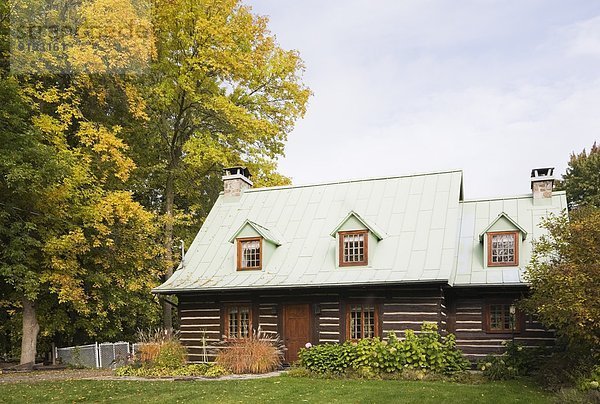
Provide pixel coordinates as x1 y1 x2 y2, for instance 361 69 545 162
247 0 600 199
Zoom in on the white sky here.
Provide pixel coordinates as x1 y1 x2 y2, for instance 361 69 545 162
247 0 600 199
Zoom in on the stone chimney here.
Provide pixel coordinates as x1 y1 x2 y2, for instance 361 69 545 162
531 167 554 201
223 166 253 196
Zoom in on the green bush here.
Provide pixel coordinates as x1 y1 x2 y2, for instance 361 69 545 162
296 341 355 374
576 365 600 391
478 341 547 380
298 323 470 376
552 388 600 404
478 342 530 380
478 357 518 380
532 346 599 392
152 340 187 369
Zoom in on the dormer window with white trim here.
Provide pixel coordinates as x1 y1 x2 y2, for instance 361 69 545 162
330 211 386 268
487 231 519 267
479 212 526 268
237 237 262 270
229 219 281 272
339 230 368 266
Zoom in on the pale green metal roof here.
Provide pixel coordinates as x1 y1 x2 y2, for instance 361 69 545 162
153 170 567 293
154 170 464 292
451 191 567 286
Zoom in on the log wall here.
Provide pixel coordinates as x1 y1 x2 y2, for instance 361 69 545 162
176 285 554 363
447 289 555 362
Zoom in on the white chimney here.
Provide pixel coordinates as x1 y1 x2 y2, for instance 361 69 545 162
223 166 253 196
531 167 554 202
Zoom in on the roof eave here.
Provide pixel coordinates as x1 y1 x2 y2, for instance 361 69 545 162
151 279 450 294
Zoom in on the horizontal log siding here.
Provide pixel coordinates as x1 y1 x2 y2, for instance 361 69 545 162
439 298 448 335
317 302 340 343
258 303 278 337
176 286 445 362
382 296 444 337
178 298 221 363
451 298 555 362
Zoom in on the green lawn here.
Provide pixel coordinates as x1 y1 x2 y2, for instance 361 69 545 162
0 376 551 404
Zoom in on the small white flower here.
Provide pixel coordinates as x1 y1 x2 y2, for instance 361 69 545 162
305 342 312 349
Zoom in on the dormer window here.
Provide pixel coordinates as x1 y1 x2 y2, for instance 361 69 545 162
237 237 262 270
339 230 368 266
479 213 526 268
487 231 519 267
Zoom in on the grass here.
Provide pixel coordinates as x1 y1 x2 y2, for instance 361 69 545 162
0 375 552 404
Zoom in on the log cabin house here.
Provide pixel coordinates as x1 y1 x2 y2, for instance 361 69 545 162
153 167 564 363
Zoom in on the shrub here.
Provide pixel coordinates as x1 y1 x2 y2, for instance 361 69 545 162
533 346 599 391
478 357 518 380
577 365 600 391
478 341 547 381
552 388 600 404
153 341 187 369
215 329 283 374
297 341 355 375
298 323 470 376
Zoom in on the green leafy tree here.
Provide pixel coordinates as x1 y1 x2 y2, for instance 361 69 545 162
556 142 600 209
124 0 310 329
1 0 162 365
523 208 600 348
0 75 164 365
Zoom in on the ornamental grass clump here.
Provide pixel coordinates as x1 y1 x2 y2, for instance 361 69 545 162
215 329 283 374
135 328 186 368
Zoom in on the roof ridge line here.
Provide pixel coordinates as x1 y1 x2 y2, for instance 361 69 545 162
461 190 566 203
235 169 464 194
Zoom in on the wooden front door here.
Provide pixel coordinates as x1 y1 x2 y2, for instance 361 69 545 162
283 304 311 363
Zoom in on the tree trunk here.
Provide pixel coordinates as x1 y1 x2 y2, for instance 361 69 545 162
20 297 39 368
163 170 175 332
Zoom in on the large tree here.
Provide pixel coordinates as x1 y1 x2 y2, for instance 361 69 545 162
523 142 600 351
126 0 310 329
1 0 309 363
523 208 600 349
0 75 164 365
556 141 600 209
1 0 162 365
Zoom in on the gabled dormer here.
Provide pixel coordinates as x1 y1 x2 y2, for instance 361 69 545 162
479 213 527 268
330 211 385 268
228 220 281 271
